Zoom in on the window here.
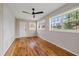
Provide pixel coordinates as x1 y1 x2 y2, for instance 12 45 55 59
29 22 36 31
50 8 79 33
51 16 62 31
37 20 45 30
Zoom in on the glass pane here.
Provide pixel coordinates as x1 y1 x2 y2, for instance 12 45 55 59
76 9 79 31
51 16 62 30
63 12 77 30
29 22 36 31
77 9 79 20
63 14 69 23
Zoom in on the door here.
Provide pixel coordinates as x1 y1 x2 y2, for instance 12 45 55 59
19 21 26 37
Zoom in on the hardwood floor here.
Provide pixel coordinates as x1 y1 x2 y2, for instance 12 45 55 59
5 36 75 56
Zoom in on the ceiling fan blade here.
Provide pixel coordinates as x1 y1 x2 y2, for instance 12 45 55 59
22 11 32 14
34 11 44 14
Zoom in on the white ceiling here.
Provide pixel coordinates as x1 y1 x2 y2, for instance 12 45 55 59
7 3 66 20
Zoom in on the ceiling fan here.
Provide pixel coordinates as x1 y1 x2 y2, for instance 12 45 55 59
22 8 44 18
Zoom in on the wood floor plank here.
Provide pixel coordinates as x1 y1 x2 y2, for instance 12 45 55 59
5 37 76 56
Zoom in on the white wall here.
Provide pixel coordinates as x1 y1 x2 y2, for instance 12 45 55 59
37 3 79 55
15 19 37 38
3 4 15 55
0 4 3 56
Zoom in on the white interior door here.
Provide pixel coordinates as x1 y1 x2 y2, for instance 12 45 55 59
19 21 26 37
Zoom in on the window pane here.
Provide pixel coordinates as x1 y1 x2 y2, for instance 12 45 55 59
77 9 79 31
51 16 62 30
29 22 36 31
63 11 77 30
37 20 45 30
